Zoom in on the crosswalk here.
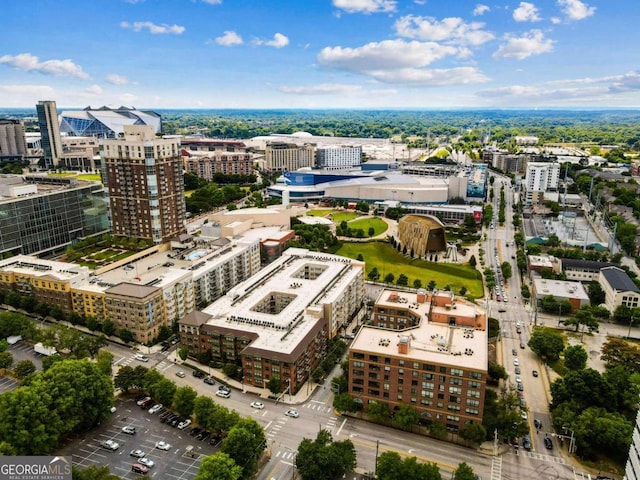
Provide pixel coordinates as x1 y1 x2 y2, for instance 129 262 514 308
302 401 334 414
490 455 502 480
507 450 566 465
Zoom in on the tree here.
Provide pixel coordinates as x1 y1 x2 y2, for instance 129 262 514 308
0 351 13 370
563 307 599 333
119 328 135 343
95 350 114 377
500 261 512 280
383 273 395 284
101 320 115 337
154 378 178 406
195 452 242 480
114 365 148 393
13 359 36 380
587 282 606 305
487 361 508 384
469 255 477 269
528 327 565 361
453 462 476 480
563 344 588 371
72 465 121 480
601 338 640 373
397 274 409 286
427 280 437 291
267 376 282 395
221 419 266 479
173 386 198 418
413 279 422 289
394 403 419 430
178 347 189 362
368 267 380 281
367 401 392 422
459 286 468 296
357 253 364 261
333 393 357 413
194 396 219 432
458 423 487 447
376 451 442 480
296 430 356 480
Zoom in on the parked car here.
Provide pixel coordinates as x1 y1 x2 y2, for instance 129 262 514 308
136 396 151 406
522 435 532 450
175 371 186 378
130 449 145 458
148 404 163 414
203 377 216 385
513 358 519 366
138 457 154 468
140 399 153 409
178 419 192 430
131 464 149 474
544 437 553 450
121 426 136 435
218 384 230 393
534 419 542 430
517 382 524 392
192 370 205 378
532 370 539 377
155 441 171 451
102 440 119 451
216 390 231 398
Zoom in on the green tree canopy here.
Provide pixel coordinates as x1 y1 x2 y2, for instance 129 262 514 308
563 344 588 371
296 430 357 480
376 451 442 480
453 462 477 480
528 327 565 361
195 452 242 480
173 386 198 418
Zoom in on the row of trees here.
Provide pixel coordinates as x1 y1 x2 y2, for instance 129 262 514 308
186 184 247 214
289 220 340 252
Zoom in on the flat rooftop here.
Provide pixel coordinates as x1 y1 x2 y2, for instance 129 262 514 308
0 255 90 283
533 277 590 300
201 248 363 355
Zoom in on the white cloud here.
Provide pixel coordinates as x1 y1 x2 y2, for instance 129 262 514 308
550 16 561 24
279 83 363 95
201 0 222 4
473 4 490 16
557 0 595 21
106 73 131 85
0 84 56 96
332 0 396 14
215 31 243 46
119 93 139 103
318 39 458 72
394 15 494 46
0 53 89 79
253 33 289 48
493 29 553 60
513 2 541 22
85 85 103 95
366 66 488 86
317 39 487 86
120 21 185 34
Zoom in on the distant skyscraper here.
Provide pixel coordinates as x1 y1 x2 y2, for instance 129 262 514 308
36 100 63 168
0 119 27 161
102 125 186 243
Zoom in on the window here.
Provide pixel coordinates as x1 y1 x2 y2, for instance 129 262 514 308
465 408 479 415
451 378 463 386
422 382 434 390
467 399 480 407
468 381 481 388
451 368 464 376
449 387 462 395
421 390 434 398
468 390 480 398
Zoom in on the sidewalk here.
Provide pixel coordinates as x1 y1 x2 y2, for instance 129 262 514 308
166 350 319 405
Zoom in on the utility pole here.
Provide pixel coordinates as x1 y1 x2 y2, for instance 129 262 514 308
374 440 379 478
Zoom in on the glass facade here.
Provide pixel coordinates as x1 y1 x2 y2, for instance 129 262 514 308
0 183 109 256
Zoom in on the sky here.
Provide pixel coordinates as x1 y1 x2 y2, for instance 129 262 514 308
0 0 637 110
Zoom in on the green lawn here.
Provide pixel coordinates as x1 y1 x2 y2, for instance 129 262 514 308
336 241 484 298
347 217 388 236
330 211 359 223
307 209 333 217
49 173 102 182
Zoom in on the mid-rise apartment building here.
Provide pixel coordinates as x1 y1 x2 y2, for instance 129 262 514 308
181 139 253 179
348 289 487 431
265 142 315 172
179 248 365 392
625 407 640 480
0 119 27 161
102 125 186 243
0 237 261 343
0 175 109 257
36 100 63 168
524 162 561 207
316 145 362 170
600 266 640 311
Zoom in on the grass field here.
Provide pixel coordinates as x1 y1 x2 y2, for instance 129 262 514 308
329 211 359 223
336 241 484 298
307 209 333 217
49 173 102 182
347 217 388 236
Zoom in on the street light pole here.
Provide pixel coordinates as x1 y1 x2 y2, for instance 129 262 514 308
628 315 637 339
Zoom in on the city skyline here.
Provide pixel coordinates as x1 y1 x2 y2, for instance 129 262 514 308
1 0 637 110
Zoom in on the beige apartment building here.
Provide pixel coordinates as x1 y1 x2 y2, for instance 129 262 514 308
265 142 315 172
181 139 253 179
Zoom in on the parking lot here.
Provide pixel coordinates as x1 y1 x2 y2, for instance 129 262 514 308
57 394 220 479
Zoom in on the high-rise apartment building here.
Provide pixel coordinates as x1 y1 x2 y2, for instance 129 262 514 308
102 125 186 243
265 142 314 172
0 119 27 161
36 100 63 168
316 145 362 170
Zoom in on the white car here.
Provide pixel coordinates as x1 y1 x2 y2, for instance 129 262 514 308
284 409 299 418
513 358 519 367
177 419 191 430
155 441 171 451
138 457 155 468
134 354 149 362
136 396 151 406
121 425 136 435
175 371 186 378
521 411 528 420
216 390 230 398
148 404 163 414
515 375 522 383
102 440 119 451
250 401 265 410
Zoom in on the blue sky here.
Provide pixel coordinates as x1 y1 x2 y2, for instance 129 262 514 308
0 0 637 109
